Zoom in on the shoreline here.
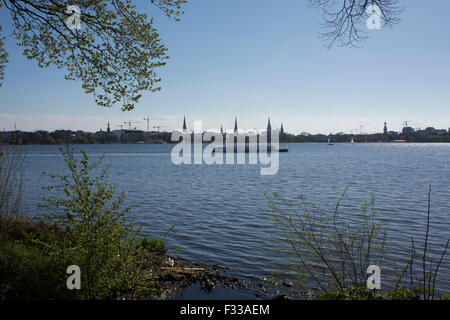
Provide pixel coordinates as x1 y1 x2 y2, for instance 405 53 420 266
153 254 241 299
0 216 245 300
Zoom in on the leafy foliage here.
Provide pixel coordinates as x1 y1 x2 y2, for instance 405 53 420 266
1 0 186 110
40 147 153 299
0 234 72 299
316 286 423 300
317 286 450 300
137 237 167 255
0 146 71 299
0 22 8 87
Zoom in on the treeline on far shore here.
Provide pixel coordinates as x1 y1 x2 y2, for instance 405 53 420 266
1 130 450 145
282 132 450 143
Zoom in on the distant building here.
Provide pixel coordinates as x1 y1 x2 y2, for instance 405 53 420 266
383 122 388 135
402 126 415 135
182 116 187 131
280 123 284 135
417 127 448 136
111 130 123 139
234 117 238 133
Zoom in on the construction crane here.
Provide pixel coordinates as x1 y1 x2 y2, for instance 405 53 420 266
143 116 166 132
153 126 168 133
123 120 141 130
143 117 151 132
403 120 413 128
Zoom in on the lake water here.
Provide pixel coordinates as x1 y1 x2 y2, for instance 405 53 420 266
18 143 450 294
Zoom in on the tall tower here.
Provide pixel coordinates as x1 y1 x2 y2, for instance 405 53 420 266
267 118 272 144
280 123 284 135
183 116 187 131
383 122 388 135
107 122 110 133
234 117 238 133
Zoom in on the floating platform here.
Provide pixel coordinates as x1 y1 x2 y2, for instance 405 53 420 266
212 146 288 153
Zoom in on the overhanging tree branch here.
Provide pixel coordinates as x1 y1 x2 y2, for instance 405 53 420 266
0 0 186 110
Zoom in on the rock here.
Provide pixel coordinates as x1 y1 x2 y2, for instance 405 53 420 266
165 258 175 267
163 272 183 281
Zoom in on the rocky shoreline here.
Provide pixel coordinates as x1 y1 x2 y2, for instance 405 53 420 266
152 253 241 298
1 216 247 299
1 216 289 300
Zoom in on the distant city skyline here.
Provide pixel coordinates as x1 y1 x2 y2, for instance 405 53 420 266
1 1 450 134
1 114 448 136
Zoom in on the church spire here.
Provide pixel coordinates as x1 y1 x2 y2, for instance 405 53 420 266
234 117 238 133
183 116 187 131
280 122 284 134
267 117 272 144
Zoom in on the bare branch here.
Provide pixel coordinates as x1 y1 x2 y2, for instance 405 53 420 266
309 0 404 49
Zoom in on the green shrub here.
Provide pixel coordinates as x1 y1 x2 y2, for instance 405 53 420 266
266 188 388 296
0 238 73 299
317 287 382 300
0 145 24 220
266 187 450 300
39 147 155 299
137 237 167 255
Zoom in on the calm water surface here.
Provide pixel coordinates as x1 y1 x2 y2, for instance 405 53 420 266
19 143 450 293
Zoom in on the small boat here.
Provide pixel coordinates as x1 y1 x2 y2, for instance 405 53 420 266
351 138 354 144
328 135 333 146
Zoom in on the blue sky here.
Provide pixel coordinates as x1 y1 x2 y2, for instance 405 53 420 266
0 0 449 134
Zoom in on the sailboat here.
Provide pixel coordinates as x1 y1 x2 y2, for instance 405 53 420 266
328 134 333 146
351 138 354 144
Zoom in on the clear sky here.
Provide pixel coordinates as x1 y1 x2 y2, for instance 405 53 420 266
0 0 449 134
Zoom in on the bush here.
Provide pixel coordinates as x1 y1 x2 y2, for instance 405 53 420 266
0 236 72 299
0 145 24 220
1 147 163 299
266 188 387 296
39 147 155 299
266 187 450 300
137 237 167 255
